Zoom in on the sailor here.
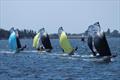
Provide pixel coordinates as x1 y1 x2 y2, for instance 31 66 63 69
81 34 85 42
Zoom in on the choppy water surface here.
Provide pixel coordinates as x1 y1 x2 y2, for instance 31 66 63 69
0 38 120 80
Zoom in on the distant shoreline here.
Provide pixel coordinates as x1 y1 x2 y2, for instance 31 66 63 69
0 28 120 40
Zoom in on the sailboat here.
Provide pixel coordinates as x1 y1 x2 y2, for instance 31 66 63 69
33 28 52 52
58 27 77 55
8 28 26 53
86 22 116 62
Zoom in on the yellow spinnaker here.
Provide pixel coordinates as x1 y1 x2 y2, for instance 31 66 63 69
33 33 40 49
59 32 73 53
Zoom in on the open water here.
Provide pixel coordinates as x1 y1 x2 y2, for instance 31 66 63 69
0 38 120 80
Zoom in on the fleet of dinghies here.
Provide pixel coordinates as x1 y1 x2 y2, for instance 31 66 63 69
5 22 117 62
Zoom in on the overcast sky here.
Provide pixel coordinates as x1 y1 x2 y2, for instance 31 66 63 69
0 0 120 33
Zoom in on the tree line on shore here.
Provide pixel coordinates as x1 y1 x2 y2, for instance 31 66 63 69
0 28 36 39
0 28 120 40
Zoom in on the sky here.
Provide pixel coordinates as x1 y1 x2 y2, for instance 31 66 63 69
0 0 120 33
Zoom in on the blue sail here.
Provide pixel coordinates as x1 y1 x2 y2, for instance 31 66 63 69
8 31 17 51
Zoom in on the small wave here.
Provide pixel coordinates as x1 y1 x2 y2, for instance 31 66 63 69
0 51 15 54
81 54 94 58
